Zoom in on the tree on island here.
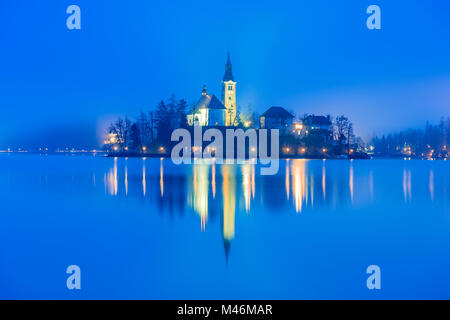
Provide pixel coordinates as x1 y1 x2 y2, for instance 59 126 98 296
128 123 141 151
155 100 170 142
177 99 188 128
334 115 355 154
138 111 154 147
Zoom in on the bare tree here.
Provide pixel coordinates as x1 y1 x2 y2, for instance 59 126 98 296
334 115 354 153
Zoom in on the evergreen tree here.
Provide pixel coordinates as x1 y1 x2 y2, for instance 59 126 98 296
129 123 141 151
123 117 131 150
138 111 151 146
155 100 169 141
167 94 177 114
148 111 156 143
177 99 188 128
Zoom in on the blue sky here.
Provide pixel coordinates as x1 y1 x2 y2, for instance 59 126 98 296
0 0 449 148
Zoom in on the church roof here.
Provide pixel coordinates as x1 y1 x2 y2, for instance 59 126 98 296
261 106 294 119
223 52 234 82
194 94 227 111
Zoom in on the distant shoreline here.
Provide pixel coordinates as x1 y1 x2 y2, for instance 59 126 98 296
2 151 448 160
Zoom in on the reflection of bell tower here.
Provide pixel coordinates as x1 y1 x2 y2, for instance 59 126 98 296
222 52 236 126
221 165 236 264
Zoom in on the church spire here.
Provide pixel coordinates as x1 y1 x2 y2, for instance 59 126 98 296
223 51 234 82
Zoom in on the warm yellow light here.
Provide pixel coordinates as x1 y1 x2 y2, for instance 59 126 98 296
142 146 147 152
322 148 327 153
244 121 251 127
113 146 119 151
350 149 354 154
159 147 165 152
295 124 303 130
124 147 128 151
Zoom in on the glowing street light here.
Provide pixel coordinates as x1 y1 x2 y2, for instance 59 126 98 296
142 146 147 152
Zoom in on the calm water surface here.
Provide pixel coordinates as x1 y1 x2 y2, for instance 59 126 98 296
0 154 449 299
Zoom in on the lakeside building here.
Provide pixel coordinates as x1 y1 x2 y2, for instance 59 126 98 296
187 53 237 127
302 115 333 142
260 106 294 130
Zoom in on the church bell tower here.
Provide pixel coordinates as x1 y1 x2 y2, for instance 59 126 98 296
222 52 236 126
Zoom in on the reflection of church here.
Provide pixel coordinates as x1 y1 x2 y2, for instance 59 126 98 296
187 53 237 127
188 162 238 263
221 165 236 263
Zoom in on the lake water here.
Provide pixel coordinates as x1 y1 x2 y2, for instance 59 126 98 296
0 154 449 299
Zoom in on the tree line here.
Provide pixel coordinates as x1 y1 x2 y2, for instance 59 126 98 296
105 94 188 153
371 117 450 158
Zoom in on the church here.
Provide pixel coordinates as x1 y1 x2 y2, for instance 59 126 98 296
187 53 237 127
